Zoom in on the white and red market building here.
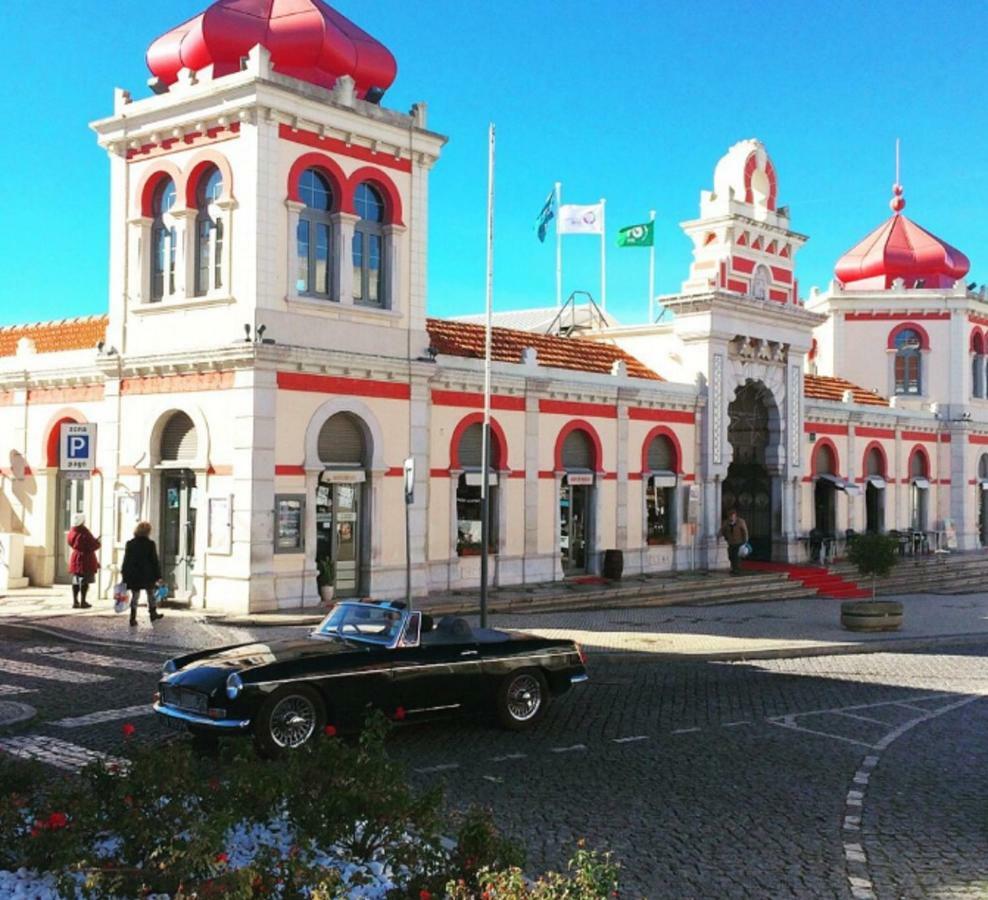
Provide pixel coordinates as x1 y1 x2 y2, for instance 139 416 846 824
0 0 985 613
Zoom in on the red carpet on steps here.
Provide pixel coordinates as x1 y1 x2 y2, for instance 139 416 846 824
744 561 871 599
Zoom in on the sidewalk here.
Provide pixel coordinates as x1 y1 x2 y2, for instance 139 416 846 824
2 584 988 660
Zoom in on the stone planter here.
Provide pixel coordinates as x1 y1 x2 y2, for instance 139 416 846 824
840 599 903 632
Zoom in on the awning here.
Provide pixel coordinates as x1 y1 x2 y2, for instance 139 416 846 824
648 471 678 488
911 477 931 489
843 484 863 496
816 473 846 488
866 475 887 489
321 470 366 484
980 480 988 492
464 470 498 487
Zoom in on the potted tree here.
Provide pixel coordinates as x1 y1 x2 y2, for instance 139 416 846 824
842 532 902 631
316 557 335 606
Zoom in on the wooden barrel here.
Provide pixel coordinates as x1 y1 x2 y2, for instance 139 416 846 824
840 600 903 632
602 549 624 581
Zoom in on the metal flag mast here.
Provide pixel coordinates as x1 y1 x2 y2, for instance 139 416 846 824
555 182 563 308
648 209 656 322
600 197 607 311
480 122 496 628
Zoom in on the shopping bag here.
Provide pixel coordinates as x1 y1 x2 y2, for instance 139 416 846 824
112 582 130 614
154 583 169 604
739 541 753 559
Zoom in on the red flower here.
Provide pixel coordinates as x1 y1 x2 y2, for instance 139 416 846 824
123 794 134 808
323 724 337 737
215 852 229 865
465 856 476 869
29 826 40 838
46 812 68 830
121 723 136 739
394 706 406 721
208 777 221 793
419 891 432 900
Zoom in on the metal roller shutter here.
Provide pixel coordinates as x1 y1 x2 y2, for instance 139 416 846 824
647 435 674 471
458 423 484 468
562 430 593 470
318 413 367 466
160 412 197 463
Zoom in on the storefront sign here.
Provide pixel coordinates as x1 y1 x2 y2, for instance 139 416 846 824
60 423 96 473
465 471 498 487
321 470 365 484
566 473 594 486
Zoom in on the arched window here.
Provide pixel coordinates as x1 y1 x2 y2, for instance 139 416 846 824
909 448 930 532
151 179 177 302
752 264 770 301
297 168 335 298
352 182 385 307
894 328 923 395
973 331 985 399
644 434 677 544
455 422 500 556
160 412 198 464
194 167 224 296
864 447 885 478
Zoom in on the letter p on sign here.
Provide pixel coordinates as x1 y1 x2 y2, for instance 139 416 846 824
60 423 96 473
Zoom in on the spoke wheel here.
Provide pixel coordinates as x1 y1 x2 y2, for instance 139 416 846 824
255 686 325 756
496 669 548 731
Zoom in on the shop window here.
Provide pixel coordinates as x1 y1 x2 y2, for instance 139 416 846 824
194 167 224 296
894 329 922 395
150 179 177 302
455 423 498 556
353 182 386 307
297 168 335 298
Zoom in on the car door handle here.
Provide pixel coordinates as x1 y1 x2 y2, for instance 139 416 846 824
460 650 479 657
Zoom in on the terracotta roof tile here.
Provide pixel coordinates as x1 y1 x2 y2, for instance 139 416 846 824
426 318 662 381
804 374 888 407
0 316 109 358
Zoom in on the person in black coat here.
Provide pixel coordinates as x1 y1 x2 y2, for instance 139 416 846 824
121 521 164 627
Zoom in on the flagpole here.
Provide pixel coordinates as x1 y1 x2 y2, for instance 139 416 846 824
648 209 656 323
480 122 495 629
555 182 562 308
600 197 607 311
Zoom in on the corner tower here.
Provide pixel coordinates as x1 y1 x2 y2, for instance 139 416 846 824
91 0 446 361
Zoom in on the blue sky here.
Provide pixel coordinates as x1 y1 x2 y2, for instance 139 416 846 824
3 0 987 327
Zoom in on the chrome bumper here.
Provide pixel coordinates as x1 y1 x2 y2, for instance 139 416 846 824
153 702 251 731
570 673 589 685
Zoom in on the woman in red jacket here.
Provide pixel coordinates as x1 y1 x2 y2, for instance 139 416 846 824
66 514 101 609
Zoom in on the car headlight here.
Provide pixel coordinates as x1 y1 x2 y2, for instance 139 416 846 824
225 672 243 700
162 659 178 676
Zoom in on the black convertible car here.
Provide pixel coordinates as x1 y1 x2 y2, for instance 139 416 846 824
154 601 588 753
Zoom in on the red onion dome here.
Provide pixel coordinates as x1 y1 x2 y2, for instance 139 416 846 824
147 0 397 99
835 184 969 290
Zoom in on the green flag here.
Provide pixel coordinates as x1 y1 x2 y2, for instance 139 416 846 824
617 221 654 248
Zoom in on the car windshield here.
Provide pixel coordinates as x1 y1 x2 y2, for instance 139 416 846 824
314 603 404 645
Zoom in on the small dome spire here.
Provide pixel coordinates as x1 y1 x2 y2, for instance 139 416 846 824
890 183 905 213
147 0 397 99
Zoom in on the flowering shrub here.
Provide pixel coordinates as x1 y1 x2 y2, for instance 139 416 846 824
0 716 620 899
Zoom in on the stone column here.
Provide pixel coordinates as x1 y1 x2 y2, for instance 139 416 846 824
169 209 197 300
615 396 630 551
333 212 359 306
382 223 406 312
128 217 152 305
284 200 305 301
215 198 237 297
407 369 432 596
522 387 541 580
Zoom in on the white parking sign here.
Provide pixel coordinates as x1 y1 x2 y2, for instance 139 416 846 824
60 423 96 474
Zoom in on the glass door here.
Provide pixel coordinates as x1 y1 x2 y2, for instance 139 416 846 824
55 476 86 583
161 470 197 597
560 480 588 575
315 481 362 598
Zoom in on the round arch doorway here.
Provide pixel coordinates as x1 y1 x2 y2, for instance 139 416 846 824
723 381 780 561
158 412 199 599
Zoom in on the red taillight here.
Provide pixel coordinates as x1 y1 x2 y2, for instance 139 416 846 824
207 708 227 720
576 643 587 665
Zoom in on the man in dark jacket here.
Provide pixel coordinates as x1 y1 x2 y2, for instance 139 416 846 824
120 521 164 626
720 509 749 575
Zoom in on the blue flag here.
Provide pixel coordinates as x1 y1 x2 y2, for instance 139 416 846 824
535 190 555 243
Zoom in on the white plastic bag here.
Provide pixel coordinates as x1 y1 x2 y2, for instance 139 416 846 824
112 582 130 614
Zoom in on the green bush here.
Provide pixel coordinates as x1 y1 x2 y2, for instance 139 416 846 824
0 716 620 899
847 532 900 598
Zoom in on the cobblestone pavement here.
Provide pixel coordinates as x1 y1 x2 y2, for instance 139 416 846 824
1 625 987 897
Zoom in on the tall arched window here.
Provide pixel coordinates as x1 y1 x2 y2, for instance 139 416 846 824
151 179 177 302
352 182 385 307
194 167 224 296
297 168 335 297
973 331 985 399
909 448 930 532
644 434 677 543
894 328 923 395
455 423 499 556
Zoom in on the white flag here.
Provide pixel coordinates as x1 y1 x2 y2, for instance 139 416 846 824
558 203 604 235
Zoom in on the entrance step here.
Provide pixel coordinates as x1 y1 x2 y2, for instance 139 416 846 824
743 561 871 600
